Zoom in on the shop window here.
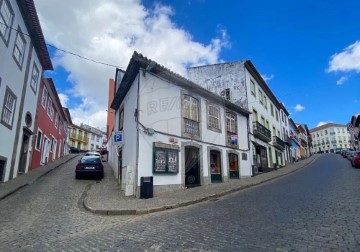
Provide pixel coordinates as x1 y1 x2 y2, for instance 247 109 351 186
153 143 179 174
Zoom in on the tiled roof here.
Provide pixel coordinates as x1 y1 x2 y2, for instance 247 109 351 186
17 0 53 70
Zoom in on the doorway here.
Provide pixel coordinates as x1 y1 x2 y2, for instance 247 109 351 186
18 132 31 175
210 150 222 182
185 146 200 187
228 153 239 179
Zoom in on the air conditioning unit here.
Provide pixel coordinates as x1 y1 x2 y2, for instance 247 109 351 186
220 88 231 100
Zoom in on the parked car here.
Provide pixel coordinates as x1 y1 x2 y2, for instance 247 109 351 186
97 147 108 155
85 151 101 157
69 147 80 153
351 151 360 168
75 156 104 179
347 150 356 161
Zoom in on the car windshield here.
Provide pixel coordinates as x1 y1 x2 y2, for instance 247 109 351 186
85 153 100 156
80 157 101 164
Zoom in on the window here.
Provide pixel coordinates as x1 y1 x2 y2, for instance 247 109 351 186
41 87 48 108
0 0 14 45
275 110 279 121
250 80 256 97
226 112 236 133
50 138 55 152
208 104 220 130
266 120 270 129
1 86 17 129
258 89 263 104
96 136 100 142
261 116 265 126
59 121 62 134
228 153 239 174
183 95 200 137
325 130 328 134
226 112 237 146
91 134 95 140
30 63 39 94
55 113 59 129
252 109 258 122
13 27 26 69
35 129 43 151
119 108 124 130
153 143 179 173
183 95 199 121
263 95 267 109
47 98 54 120
270 104 274 117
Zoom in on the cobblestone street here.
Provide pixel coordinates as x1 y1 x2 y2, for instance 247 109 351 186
1 154 359 251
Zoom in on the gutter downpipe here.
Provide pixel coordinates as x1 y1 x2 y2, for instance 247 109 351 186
243 63 254 177
135 71 141 197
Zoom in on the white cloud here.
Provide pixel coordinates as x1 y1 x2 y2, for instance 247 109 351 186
328 40 360 73
34 0 230 129
317 121 332 127
58 93 69 107
294 104 305 113
336 76 349 85
261 73 274 81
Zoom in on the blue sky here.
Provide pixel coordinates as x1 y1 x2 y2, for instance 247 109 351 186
36 0 360 130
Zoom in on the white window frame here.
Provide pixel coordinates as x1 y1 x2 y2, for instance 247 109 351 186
1 86 17 129
183 95 199 122
30 63 39 94
250 80 256 97
226 112 237 133
13 26 26 69
208 104 221 130
41 86 48 109
35 128 43 151
55 113 59 129
52 139 57 160
0 0 14 46
47 97 54 121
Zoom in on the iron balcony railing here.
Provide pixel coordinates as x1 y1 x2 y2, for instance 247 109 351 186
252 121 271 142
273 136 285 150
184 118 200 137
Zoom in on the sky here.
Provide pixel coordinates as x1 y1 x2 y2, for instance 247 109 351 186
33 0 360 131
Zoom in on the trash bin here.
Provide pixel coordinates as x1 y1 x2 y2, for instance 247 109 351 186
140 176 153 199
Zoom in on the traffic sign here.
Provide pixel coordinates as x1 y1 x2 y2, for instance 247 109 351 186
113 131 123 145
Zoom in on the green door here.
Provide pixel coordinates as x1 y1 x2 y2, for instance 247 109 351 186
210 150 222 182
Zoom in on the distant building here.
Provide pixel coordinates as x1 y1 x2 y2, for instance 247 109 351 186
0 0 53 182
80 123 106 150
297 124 312 158
310 123 351 153
188 60 290 172
289 119 301 162
29 78 71 170
68 124 90 151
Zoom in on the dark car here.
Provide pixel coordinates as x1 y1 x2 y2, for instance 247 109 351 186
69 147 80 153
351 151 360 168
75 156 104 179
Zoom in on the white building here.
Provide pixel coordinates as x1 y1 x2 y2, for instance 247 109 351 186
0 0 53 182
108 52 251 197
80 123 106 150
310 123 351 153
187 61 290 172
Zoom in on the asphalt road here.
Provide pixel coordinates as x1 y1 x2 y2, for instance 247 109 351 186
0 154 359 251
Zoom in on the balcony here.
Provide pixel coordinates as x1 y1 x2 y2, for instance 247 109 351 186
331 140 336 144
253 121 271 142
285 136 292 146
273 136 285 150
184 118 200 137
69 133 89 143
301 138 308 147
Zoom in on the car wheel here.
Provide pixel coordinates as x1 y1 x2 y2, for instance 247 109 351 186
76 174 80 179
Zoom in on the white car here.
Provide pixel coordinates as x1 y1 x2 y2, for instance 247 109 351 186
84 151 101 157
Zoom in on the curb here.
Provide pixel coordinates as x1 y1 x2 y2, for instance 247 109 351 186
0 154 78 202
82 155 319 216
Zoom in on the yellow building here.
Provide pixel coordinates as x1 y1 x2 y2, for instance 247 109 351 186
68 124 90 151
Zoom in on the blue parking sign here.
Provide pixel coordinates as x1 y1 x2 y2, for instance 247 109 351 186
113 131 123 145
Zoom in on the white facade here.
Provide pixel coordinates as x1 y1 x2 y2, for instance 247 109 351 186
310 124 351 153
0 0 52 182
108 53 251 197
81 123 105 150
188 61 290 171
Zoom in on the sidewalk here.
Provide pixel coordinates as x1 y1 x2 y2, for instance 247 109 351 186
0 154 79 201
84 154 319 215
